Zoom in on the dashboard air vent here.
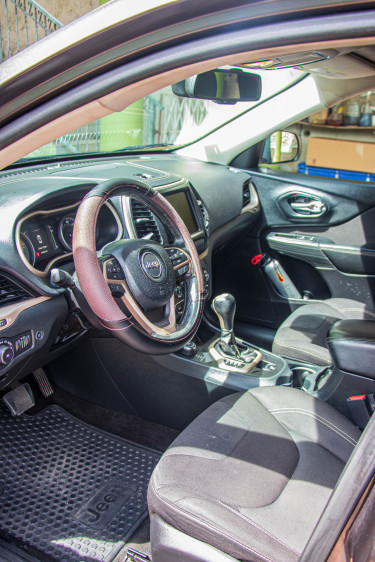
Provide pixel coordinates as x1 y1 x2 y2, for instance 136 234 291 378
0 275 30 307
242 181 251 208
130 199 162 243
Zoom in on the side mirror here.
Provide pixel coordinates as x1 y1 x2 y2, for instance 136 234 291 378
172 68 262 104
260 131 300 165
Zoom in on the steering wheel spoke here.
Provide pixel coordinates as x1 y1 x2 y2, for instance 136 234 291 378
165 246 192 279
102 256 177 335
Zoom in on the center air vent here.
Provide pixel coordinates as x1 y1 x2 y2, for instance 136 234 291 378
242 181 251 207
130 199 162 243
197 199 210 233
0 275 30 307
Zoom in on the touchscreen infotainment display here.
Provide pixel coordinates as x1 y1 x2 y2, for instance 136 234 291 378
164 191 198 235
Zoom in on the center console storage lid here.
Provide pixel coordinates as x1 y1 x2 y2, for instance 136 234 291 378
327 319 375 379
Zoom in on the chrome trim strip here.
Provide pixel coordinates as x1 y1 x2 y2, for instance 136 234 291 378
320 243 375 257
267 234 320 249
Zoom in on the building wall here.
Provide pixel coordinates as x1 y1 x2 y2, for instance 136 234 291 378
40 0 100 25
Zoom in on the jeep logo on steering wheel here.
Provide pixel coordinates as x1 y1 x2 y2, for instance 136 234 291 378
141 251 163 280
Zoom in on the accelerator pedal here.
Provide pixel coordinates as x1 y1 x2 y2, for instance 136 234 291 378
2 383 35 416
33 368 54 398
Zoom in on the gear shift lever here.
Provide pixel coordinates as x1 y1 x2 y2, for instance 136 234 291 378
212 293 240 357
210 293 262 370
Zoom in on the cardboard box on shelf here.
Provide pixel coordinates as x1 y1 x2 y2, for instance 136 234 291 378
306 137 375 173
307 109 329 124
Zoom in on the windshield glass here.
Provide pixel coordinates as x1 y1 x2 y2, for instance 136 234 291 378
22 67 304 161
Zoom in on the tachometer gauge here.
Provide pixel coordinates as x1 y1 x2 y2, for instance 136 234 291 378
20 233 35 265
58 215 75 251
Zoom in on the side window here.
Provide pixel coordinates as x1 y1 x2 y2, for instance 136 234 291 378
262 91 375 182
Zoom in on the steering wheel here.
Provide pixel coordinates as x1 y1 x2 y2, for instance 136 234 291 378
72 179 204 354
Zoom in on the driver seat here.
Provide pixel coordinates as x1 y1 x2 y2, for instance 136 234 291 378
148 386 360 561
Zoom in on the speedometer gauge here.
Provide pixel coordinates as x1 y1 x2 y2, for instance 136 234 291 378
58 215 75 250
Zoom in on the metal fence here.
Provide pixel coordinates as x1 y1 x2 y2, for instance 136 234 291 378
143 92 207 145
0 0 62 62
45 91 208 156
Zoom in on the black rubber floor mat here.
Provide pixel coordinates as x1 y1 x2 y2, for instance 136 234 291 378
0 404 161 562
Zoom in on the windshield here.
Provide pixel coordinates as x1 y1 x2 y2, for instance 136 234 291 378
22 67 304 161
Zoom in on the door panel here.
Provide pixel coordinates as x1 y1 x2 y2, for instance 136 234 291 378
267 232 375 275
212 168 375 334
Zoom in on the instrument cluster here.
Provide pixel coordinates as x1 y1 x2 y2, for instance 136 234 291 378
17 201 122 275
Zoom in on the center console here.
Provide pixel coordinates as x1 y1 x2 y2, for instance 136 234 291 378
180 335 293 390
154 292 294 392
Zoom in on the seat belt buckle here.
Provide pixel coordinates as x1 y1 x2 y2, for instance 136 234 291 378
346 394 374 429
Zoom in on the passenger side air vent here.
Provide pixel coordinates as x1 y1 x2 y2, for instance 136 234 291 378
130 199 162 243
242 181 251 207
0 275 30 307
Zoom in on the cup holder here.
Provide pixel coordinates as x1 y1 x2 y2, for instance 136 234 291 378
291 366 318 388
290 363 332 391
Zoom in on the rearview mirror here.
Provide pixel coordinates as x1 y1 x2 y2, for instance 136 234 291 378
260 131 300 165
172 68 262 104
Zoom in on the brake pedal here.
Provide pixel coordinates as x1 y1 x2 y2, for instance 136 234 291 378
33 368 54 398
3 383 35 416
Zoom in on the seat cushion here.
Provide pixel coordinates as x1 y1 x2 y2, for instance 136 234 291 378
148 387 360 562
272 298 375 365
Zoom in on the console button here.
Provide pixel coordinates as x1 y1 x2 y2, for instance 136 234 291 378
14 333 32 352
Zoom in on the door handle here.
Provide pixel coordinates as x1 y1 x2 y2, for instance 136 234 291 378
289 200 327 216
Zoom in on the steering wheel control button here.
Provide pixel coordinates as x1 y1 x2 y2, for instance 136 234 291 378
0 340 14 366
109 283 125 297
140 251 164 281
105 259 125 280
176 264 189 277
166 247 188 267
0 319 7 328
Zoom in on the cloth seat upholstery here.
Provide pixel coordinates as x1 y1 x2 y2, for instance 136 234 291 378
148 386 360 561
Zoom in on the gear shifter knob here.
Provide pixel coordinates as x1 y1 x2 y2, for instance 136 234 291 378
212 293 236 334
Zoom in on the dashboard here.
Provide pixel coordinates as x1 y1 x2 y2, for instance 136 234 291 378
0 154 260 389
